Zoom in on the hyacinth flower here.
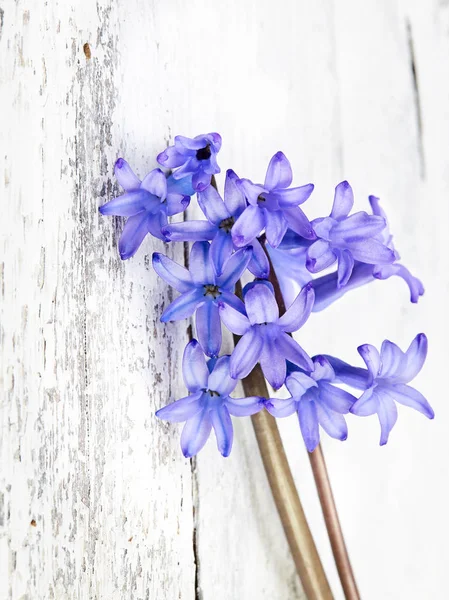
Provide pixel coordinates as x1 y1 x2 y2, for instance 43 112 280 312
266 356 356 452
231 151 315 248
156 340 265 457
99 159 190 259
163 169 270 278
153 241 251 357
327 334 434 445
219 281 314 390
157 132 222 192
306 181 395 287
311 195 424 311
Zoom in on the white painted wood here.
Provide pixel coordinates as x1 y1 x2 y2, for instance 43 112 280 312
1 1 448 599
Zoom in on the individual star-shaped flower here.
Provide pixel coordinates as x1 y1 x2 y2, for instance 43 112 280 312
163 169 269 278
231 151 315 248
157 133 222 192
153 241 251 357
219 281 314 390
328 334 434 445
99 158 190 259
306 181 395 287
265 356 356 452
156 340 265 457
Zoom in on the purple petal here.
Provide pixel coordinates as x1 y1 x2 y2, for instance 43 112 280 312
210 405 233 457
277 332 313 371
157 146 188 168
175 135 205 150
306 240 336 272
388 383 434 419
259 338 287 390
163 221 217 242
358 344 381 383
244 283 279 325
264 151 293 190
276 184 315 207
197 185 229 225
337 249 355 287
189 241 215 285
374 264 424 303
156 391 203 422
283 206 316 239
182 340 209 392
181 410 212 457
166 193 190 216
195 300 222 358
207 356 237 396
166 174 195 197
147 211 168 241
232 205 266 247
219 290 246 314
193 170 213 192
219 303 250 335
141 168 167 199
119 213 149 260
217 247 252 290
330 181 354 220
350 387 379 416
230 328 264 379
315 402 348 441
318 382 355 414
210 229 234 277
237 178 267 205
311 356 335 382
265 397 297 418
152 253 193 293
326 355 370 390
99 191 151 217
114 158 141 191
226 396 265 417
297 400 320 452
224 169 247 216
401 333 428 383
285 371 317 399
160 288 204 322
333 212 386 240
377 391 398 445
349 239 395 265
379 340 405 379
171 158 198 179
278 283 314 332
247 238 270 279
265 210 288 248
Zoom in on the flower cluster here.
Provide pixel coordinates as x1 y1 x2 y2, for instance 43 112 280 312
100 133 433 456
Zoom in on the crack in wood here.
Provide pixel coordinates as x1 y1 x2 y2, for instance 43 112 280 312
406 18 426 179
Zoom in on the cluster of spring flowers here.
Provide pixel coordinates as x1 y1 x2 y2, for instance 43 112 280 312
100 133 433 457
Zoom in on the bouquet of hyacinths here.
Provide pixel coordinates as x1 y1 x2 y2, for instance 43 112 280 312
100 133 433 600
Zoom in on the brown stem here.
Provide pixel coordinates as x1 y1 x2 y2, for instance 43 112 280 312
235 280 332 600
309 447 360 600
262 243 360 600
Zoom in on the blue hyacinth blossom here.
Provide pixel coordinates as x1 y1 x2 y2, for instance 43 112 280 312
307 181 395 287
153 241 251 357
328 334 434 445
311 195 424 311
219 282 315 390
157 133 222 192
99 158 190 259
156 340 265 457
163 169 270 278
266 356 356 452
231 151 315 249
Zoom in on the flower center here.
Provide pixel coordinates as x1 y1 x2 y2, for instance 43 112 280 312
257 194 266 203
206 389 220 397
196 145 211 161
203 284 221 299
219 216 235 232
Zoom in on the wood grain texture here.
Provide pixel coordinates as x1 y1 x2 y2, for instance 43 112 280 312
1 1 448 599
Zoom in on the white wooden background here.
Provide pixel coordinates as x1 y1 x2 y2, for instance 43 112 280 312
1 1 448 599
